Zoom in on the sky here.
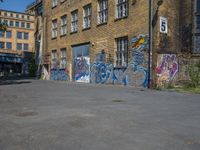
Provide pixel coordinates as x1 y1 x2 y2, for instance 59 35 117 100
0 0 34 13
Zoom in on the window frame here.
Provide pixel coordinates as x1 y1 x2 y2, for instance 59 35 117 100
83 4 92 29
71 10 78 33
116 0 129 19
52 19 58 38
61 15 67 36
98 0 108 24
115 36 128 67
60 48 67 68
52 0 58 8
17 43 22 50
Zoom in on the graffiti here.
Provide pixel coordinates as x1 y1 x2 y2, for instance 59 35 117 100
50 68 69 81
156 54 178 86
74 56 90 83
90 34 149 87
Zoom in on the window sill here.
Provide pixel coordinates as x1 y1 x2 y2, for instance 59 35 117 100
70 31 78 35
51 37 57 40
82 27 91 31
114 16 128 22
60 34 67 37
96 22 107 27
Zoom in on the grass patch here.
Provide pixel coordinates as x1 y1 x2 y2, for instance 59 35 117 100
174 86 200 94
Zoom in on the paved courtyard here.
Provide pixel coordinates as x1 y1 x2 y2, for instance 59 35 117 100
0 79 200 150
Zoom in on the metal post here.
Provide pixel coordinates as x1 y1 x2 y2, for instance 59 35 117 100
148 0 153 88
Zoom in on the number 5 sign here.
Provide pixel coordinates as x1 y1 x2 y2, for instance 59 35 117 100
160 17 168 33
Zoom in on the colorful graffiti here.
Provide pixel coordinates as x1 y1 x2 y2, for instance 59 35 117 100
156 54 178 86
74 56 90 83
90 34 149 87
50 68 69 81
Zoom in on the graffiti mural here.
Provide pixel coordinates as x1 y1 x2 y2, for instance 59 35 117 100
74 56 90 83
90 34 149 87
50 68 69 81
156 54 178 86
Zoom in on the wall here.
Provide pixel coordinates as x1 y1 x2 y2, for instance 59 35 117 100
43 0 149 84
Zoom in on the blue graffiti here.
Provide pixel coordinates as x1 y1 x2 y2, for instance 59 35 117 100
50 68 69 81
90 62 148 87
90 34 149 87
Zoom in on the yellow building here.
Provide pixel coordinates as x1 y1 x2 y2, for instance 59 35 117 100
0 9 35 76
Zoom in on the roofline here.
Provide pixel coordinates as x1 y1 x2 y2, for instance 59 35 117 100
0 9 35 16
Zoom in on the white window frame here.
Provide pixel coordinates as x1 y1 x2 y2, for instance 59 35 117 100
83 4 92 29
52 50 58 68
52 19 58 38
115 37 128 67
71 10 78 32
60 48 67 68
98 0 108 24
116 0 128 19
61 15 67 35
52 0 58 8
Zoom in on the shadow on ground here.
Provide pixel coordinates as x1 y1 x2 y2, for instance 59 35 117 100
0 75 34 85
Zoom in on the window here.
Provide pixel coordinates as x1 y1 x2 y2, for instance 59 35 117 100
9 20 14 27
116 37 128 67
116 0 128 18
61 0 65 3
52 50 57 68
3 20 8 25
0 31 4 37
6 42 12 49
21 22 25 28
52 19 57 38
21 15 24 19
52 0 58 8
10 13 13 17
16 14 19 18
24 32 29 40
4 12 7 17
83 4 92 29
61 15 67 35
27 16 30 20
98 0 108 24
17 32 22 39
195 0 200 53
60 48 67 68
17 43 22 50
24 43 29 51
6 31 12 38
71 10 78 32
27 23 30 29
0 42 5 49
16 21 19 27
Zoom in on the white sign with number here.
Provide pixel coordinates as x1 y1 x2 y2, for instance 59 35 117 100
160 17 168 33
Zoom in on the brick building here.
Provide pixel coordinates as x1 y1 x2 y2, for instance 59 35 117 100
0 9 35 76
43 0 200 87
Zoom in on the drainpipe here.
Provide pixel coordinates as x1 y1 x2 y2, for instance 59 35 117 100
148 0 153 88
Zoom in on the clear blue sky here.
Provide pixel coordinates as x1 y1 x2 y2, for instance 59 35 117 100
0 0 34 12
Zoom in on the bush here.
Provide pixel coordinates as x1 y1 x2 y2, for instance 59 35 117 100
187 60 200 88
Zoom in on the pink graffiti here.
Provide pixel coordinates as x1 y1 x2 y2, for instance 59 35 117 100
156 54 178 81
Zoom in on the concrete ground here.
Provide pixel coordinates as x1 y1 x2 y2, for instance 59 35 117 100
0 79 200 150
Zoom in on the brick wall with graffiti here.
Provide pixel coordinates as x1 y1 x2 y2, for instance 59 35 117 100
155 54 179 87
50 68 69 81
90 34 149 88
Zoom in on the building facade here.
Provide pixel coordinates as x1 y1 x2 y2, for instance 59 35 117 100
43 0 200 88
0 9 35 76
